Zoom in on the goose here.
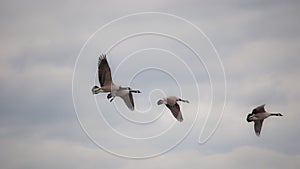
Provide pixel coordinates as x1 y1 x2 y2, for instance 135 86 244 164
91 54 141 110
157 96 189 122
246 104 283 136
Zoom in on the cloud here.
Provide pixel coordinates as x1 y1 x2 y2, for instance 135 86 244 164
0 136 124 169
120 146 300 169
1 0 300 168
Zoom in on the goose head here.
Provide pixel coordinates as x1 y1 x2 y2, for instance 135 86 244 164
91 86 101 94
157 99 164 105
246 113 253 122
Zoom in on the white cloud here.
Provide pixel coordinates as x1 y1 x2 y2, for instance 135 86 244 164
0 136 123 169
120 146 300 169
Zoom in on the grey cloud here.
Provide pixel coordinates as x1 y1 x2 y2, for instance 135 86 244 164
1 0 300 168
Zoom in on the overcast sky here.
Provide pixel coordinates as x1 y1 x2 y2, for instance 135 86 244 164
1 0 300 168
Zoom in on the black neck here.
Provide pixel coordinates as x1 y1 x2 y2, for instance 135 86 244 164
270 113 281 116
130 90 140 93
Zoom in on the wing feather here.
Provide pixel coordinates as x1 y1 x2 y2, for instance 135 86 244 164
120 92 134 111
166 103 183 122
98 54 113 87
252 104 266 114
254 120 264 136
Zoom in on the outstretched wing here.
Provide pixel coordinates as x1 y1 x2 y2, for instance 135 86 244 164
120 93 134 111
252 104 266 114
254 120 264 136
166 103 183 122
98 54 113 87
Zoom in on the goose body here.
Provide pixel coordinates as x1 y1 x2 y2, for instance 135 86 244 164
246 104 283 136
91 54 141 110
157 96 189 122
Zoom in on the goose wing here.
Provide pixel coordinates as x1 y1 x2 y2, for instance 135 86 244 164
254 120 264 136
252 104 266 114
98 54 113 87
120 92 134 111
166 103 183 122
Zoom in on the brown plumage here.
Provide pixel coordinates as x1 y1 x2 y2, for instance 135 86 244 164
98 55 113 88
246 104 283 136
157 96 189 122
91 54 141 111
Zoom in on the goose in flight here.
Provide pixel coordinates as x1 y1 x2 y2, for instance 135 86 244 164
91 54 141 110
157 96 189 122
246 104 283 136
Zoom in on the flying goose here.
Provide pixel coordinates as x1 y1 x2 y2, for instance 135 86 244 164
157 96 189 122
246 104 283 136
91 54 141 110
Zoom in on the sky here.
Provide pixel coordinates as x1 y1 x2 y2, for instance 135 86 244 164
1 0 300 168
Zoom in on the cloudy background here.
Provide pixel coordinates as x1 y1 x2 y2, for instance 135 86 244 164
1 0 300 168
